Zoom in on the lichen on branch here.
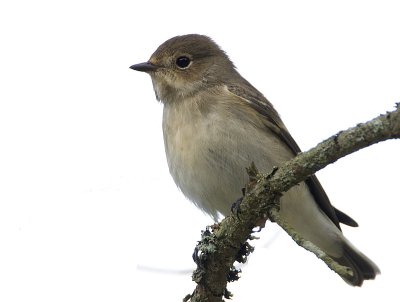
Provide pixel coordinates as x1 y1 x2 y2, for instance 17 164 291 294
186 104 400 302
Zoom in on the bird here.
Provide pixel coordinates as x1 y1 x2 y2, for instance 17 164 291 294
130 34 380 286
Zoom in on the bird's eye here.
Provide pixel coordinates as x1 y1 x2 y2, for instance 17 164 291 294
176 56 191 69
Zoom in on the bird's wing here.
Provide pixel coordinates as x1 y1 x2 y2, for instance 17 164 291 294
226 83 358 229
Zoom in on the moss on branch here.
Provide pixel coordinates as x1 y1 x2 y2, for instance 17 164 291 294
186 104 400 302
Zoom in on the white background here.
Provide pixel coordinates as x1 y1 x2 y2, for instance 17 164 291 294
1 1 399 301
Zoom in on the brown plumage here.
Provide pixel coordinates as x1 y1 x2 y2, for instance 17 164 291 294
130 34 380 286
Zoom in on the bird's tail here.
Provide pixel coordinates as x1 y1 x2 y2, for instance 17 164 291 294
335 239 380 286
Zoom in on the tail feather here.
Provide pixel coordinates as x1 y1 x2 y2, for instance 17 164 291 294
336 240 380 286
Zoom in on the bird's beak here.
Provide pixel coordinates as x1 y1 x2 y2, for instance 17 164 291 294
129 62 159 72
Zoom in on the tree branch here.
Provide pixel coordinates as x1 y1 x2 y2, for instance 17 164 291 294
185 104 400 302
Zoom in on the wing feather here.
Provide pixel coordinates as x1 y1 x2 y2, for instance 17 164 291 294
226 83 357 229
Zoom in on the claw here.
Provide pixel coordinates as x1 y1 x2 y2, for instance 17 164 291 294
231 187 246 218
231 197 243 219
192 246 201 265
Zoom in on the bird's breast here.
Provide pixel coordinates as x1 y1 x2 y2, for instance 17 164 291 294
161 98 279 218
162 100 245 218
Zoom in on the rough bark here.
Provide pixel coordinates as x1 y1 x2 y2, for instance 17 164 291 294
185 104 400 302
